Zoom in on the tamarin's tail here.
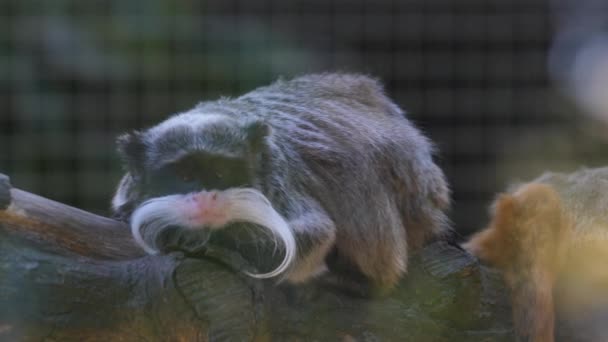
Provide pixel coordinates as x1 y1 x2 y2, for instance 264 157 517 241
463 183 570 342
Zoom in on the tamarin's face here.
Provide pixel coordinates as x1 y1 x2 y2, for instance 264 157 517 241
112 112 295 279
113 113 269 214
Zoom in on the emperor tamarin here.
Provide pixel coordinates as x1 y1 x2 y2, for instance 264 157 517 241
112 73 451 291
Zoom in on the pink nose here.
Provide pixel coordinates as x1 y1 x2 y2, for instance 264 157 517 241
188 191 228 228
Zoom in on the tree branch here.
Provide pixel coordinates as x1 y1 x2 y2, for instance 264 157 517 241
1 186 143 260
0 173 515 341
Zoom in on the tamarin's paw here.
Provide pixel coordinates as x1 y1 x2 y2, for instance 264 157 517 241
156 226 211 255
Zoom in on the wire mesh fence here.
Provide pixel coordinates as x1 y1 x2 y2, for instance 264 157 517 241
1 0 606 236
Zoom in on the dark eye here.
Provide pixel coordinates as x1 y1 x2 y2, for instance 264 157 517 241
178 171 193 183
174 162 197 183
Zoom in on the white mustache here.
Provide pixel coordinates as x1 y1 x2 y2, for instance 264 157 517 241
130 188 296 279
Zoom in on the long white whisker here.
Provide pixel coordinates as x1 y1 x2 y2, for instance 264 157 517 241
129 189 296 279
131 195 186 254
222 188 296 279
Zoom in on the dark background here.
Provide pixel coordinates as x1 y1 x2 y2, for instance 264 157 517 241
1 0 607 237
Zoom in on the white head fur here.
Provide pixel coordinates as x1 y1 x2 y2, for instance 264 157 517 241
130 188 296 279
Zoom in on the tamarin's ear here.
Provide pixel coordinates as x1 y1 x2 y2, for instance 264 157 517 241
245 121 271 150
116 131 146 173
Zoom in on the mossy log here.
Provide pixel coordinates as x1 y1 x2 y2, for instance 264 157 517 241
0 173 514 341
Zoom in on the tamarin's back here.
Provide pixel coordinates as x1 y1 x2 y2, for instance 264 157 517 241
195 73 451 287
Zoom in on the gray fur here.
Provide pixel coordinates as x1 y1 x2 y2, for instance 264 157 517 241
0 174 11 210
113 73 451 289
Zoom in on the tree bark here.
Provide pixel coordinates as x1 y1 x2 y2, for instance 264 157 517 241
0 173 515 341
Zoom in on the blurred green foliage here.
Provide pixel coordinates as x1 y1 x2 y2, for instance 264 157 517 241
0 0 322 214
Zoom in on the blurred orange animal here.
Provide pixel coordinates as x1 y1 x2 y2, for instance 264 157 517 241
464 168 608 342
